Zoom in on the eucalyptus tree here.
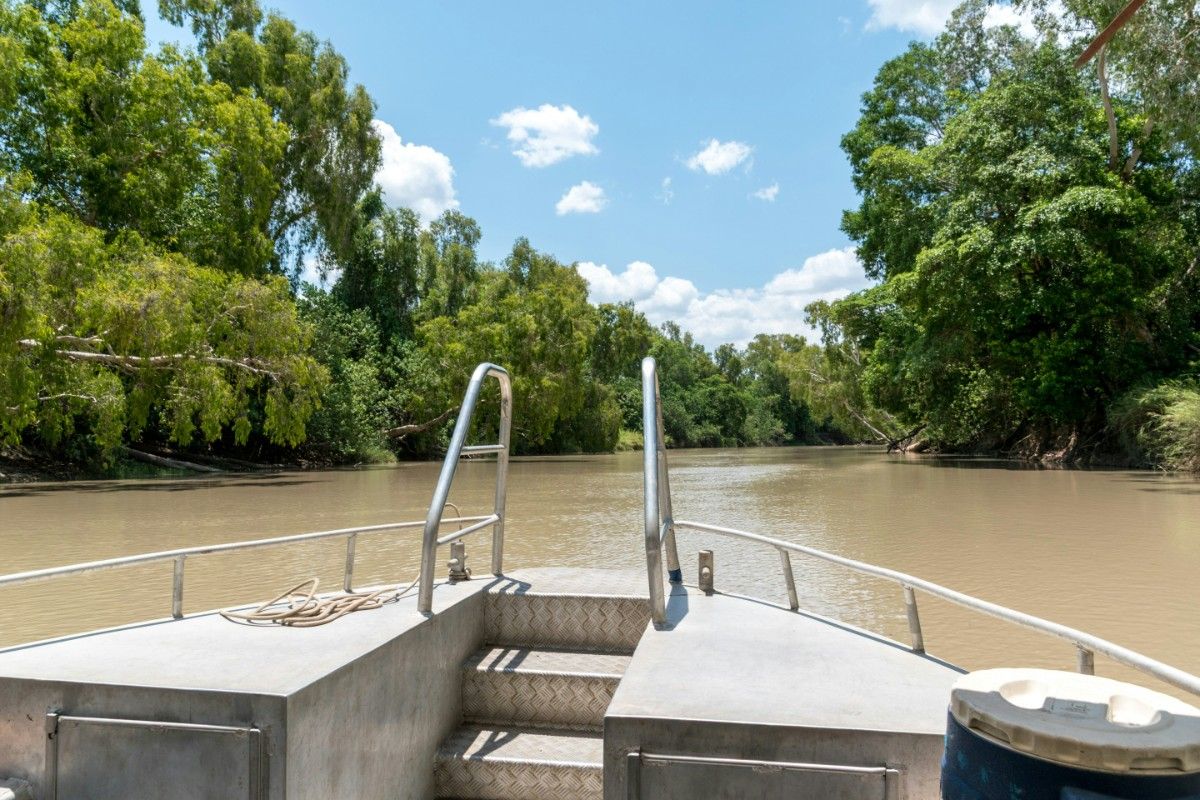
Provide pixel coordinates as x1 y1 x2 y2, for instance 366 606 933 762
0 0 287 275
159 0 381 274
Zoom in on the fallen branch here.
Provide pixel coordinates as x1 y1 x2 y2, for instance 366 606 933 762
385 407 458 439
120 446 222 473
887 423 927 453
17 339 281 379
842 400 894 445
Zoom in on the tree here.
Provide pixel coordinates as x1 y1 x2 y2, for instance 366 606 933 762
332 189 421 341
416 240 605 452
0 0 287 275
160 0 380 273
1020 0 1200 164
0 200 326 457
828 6 1199 457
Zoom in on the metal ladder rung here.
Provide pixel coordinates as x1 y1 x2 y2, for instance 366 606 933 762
460 444 505 455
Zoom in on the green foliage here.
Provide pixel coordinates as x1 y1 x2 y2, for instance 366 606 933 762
416 240 599 452
161 0 381 270
0 201 326 456
296 287 390 462
0 0 288 276
332 190 421 340
1110 379 1200 472
822 5 1200 459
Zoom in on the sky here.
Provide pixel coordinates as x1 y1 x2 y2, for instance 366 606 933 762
143 0 1036 348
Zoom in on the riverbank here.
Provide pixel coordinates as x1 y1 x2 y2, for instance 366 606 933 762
0 445 301 484
0 438 1173 485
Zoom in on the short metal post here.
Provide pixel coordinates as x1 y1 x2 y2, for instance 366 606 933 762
1077 646 1095 675
171 555 186 619
699 550 714 595
343 533 357 593
904 585 925 654
448 541 470 582
779 550 799 610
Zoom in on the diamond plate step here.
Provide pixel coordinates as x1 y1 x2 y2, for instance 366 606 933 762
435 725 602 800
462 646 630 731
484 591 650 652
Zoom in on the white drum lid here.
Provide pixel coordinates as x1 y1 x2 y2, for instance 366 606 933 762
950 668 1200 774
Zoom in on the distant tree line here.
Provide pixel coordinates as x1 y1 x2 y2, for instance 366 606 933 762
0 0 835 473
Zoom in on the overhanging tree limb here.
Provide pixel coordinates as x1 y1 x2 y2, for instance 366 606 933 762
17 339 282 380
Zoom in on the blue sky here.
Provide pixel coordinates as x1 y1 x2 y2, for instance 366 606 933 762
143 1 1027 348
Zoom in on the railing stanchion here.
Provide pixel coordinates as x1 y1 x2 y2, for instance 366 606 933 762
1077 646 1095 675
779 550 799 610
343 533 357 593
699 550 715 595
171 556 186 620
904 585 925 654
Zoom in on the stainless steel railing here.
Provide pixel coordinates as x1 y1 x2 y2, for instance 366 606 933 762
639 356 1200 699
417 362 512 612
0 362 512 629
641 356 682 621
0 517 486 623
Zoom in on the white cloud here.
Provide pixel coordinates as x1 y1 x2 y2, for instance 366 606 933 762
372 119 458 223
686 139 753 175
555 181 608 215
490 104 599 168
576 260 659 301
865 0 958 34
574 246 871 348
753 183 780 202
657 176 674 205
982 1 1065 37
866 0 1055 36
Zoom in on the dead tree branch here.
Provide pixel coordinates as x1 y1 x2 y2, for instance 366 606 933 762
384 407 458 440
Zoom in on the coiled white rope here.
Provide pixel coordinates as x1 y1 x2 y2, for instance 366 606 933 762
219 574 420 628
220 504 461 628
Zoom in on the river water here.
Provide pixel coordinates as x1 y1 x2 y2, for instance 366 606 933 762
1 447 1197 695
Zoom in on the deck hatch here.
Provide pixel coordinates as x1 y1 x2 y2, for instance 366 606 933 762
627 750 901 800
44 712 265 800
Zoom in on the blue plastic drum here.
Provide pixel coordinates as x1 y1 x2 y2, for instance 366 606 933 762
942 669 1200 800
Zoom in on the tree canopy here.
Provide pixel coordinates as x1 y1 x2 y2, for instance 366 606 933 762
810 0 1200 462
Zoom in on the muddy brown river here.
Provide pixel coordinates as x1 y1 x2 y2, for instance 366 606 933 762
1 447 1197 696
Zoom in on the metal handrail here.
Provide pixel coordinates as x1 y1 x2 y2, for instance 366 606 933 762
0 516 486 621
417 362 512 613
638 357 1200 699
642 357 682 625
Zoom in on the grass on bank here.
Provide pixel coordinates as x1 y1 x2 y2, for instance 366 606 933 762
1110 380 1200 472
